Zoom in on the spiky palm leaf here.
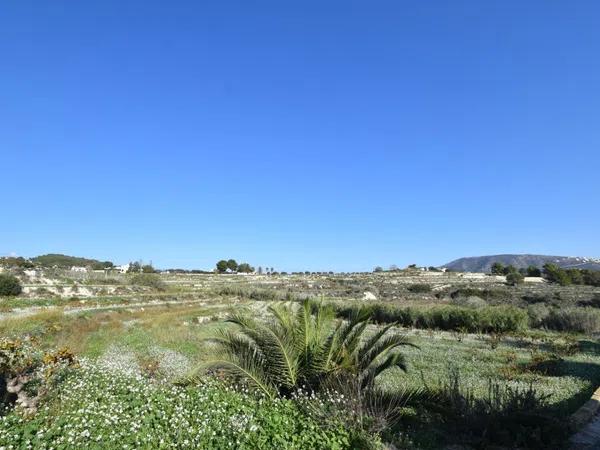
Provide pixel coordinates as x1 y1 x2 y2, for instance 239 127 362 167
205 299 415 397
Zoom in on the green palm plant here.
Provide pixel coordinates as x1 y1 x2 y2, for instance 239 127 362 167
205 299 416 399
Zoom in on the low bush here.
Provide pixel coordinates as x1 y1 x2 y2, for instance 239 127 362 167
217 286 299 302
522 351 563 376
450 295 487 308
527 303 551 328
0 273 22 297
447 287 510 304
537 307 600 334
407 284 431 293
522 293 555 305
84 277 122 285
129 273 166 291
1 338 76 413
506 272 525 285
577 293 600 309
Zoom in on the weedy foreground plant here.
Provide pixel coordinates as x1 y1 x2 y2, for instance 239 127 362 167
206 299 418 398
205 299 433 445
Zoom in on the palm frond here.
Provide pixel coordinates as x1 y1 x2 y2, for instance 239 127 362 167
258 323 299 389
268 303 296 333
204 329 277 398
208 359 277 399
360 352 408 388
359 333 418 372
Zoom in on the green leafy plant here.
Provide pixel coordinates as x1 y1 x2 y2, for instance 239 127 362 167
206 300 416 399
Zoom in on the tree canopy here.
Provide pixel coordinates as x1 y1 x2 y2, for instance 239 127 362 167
31 254 113 269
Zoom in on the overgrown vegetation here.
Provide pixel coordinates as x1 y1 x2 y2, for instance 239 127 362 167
425 368 569 449
543 263 600 287
1 268 598 448
129 273 167 291
334 303 529 333
407 283 432 293
0 273 22 297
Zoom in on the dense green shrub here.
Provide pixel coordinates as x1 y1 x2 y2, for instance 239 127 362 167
333 303 528 333
527 303 551 328
0 273 22 296
450 295 487 308
522 293 554 305
526 265 542 277
336 301 600 334
578 294 600 309
217 286 288 301
129 273 166 291
537 307 600 334
141 264 156 273
448 287 510 303
506 272 524 285
407 283 432 293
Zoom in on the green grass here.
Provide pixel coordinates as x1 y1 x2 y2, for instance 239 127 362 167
379 328 600 415
0 303 233 363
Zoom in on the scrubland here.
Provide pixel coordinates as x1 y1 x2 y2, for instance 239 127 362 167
1 269 599 448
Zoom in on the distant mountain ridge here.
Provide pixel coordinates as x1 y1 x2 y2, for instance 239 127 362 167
444 254 600 273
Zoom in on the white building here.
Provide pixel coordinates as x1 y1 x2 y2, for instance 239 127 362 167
115 263 130 273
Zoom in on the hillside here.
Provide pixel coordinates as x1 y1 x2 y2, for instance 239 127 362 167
444 254 600 273
31 254 113 269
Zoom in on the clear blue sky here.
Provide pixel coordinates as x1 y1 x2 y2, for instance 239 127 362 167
2 1 599 271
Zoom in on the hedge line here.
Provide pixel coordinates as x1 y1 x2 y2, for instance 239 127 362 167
333 303 529 333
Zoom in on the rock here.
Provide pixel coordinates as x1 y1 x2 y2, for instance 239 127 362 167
363 291 377 301
6 375 40 414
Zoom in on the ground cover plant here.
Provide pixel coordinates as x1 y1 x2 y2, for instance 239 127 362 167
0 360 359 449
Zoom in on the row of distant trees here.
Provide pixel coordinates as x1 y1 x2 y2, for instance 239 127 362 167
0 255 114 270
373 265 443 273
215 260 299 274
542 263 600 287
491 263 541 277
490 262 600 287
126 261 156 273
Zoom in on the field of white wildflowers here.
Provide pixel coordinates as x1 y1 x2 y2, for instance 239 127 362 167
0 360 355 449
